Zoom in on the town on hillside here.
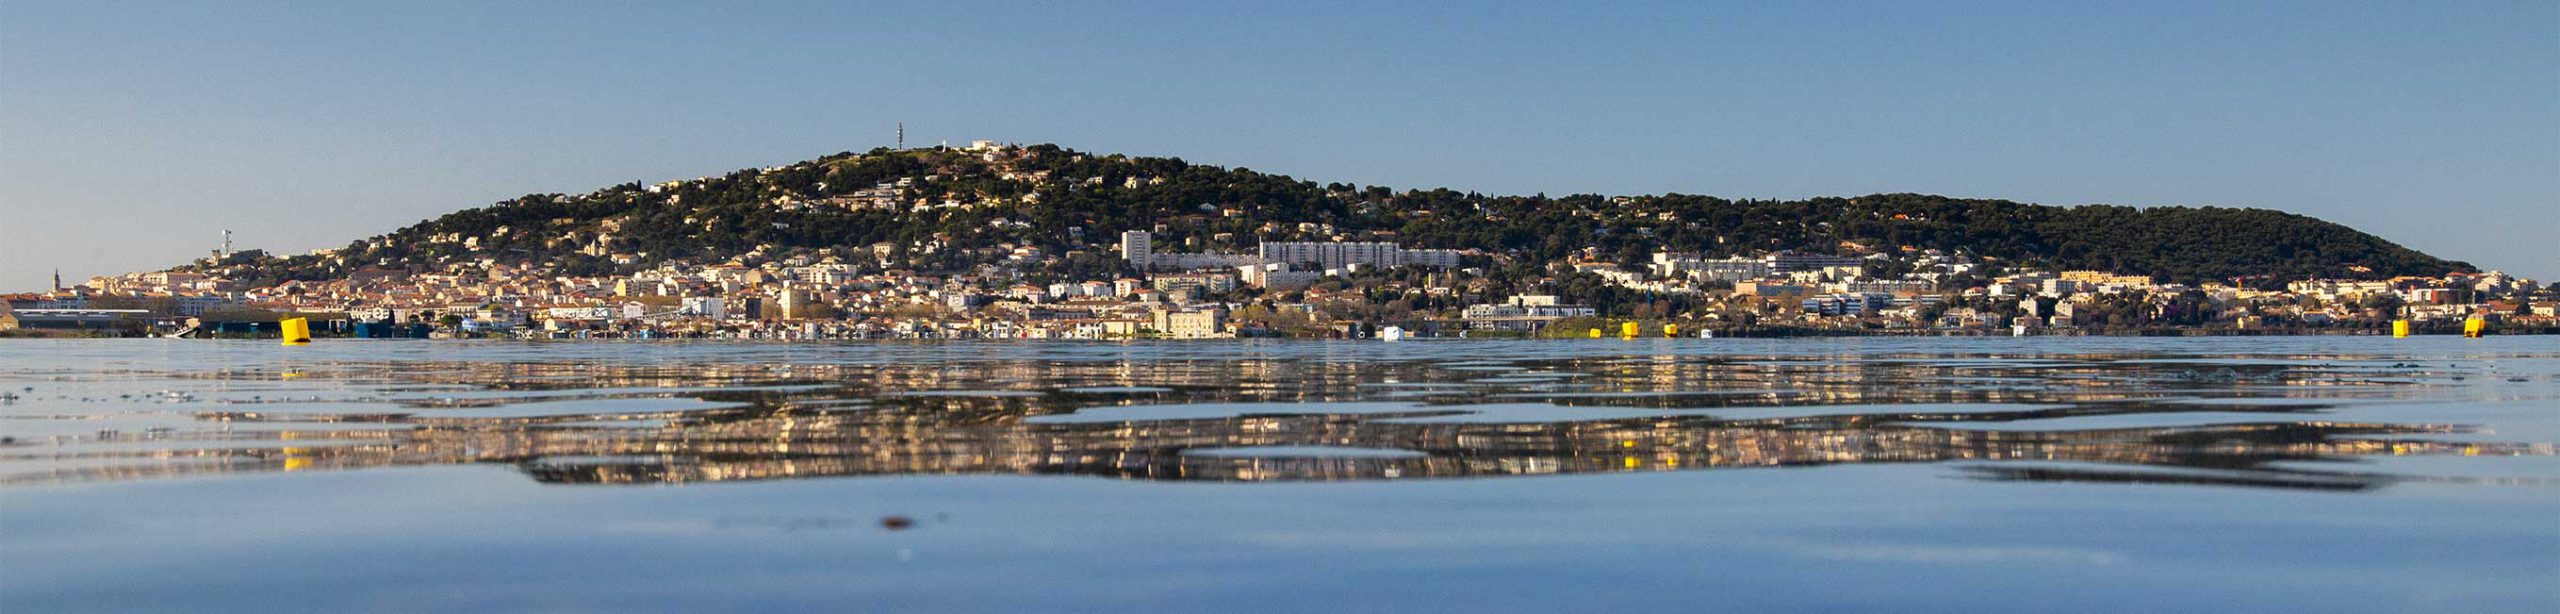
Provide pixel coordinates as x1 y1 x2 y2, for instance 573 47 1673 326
8 234 2547 339
4 142 2550 339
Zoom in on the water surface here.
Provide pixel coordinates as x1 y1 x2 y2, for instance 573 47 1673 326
3 337 2553 612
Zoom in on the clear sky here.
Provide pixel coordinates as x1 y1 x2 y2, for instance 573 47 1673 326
4 1 2554 290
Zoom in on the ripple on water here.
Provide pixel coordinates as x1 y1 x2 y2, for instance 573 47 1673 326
1182 446 1428 459
1058 386 1176 394
1026 401 1430 424
424 397 748 419
885 390 1046 398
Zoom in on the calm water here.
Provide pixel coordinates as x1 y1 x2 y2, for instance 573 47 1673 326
2 337 2555 612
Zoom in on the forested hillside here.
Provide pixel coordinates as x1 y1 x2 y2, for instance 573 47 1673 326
207 144 2470 286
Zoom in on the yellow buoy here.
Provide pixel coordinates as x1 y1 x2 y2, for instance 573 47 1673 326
1664 323 1680 338
2391 319 2410 338
1619 321 1638 339
1587 327 1602 339
2463 317 2485 338
280 317 311 346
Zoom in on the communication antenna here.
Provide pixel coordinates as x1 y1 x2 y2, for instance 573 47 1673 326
897 122 904 150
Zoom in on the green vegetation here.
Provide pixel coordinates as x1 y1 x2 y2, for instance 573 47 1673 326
199 144 2469 288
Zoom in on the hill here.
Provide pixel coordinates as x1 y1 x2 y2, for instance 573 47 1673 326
200 143 2471 287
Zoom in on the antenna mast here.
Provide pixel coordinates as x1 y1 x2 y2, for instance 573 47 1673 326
897 122 905 150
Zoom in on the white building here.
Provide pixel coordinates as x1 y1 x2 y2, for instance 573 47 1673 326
1125 229 1457 272
1120 230 1153 267
1837 279 1938 295
680 296 727 319
1238 263 1321 291
1765 251 1869 274
1257 241 1458 269
1151 308 1229 339
1652 253 1770 282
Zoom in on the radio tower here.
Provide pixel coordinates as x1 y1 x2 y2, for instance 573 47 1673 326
896 122 905 150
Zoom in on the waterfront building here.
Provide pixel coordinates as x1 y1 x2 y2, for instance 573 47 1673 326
1461 295 1596 332
4 308 151 330
1801 292 1891 316
1151 308 1229 339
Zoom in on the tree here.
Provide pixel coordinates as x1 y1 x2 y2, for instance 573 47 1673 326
2360 293 2406 318
186 144 2472 286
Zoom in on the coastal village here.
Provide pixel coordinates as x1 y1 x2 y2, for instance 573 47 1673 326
6 230 2547 339
4 142 2550 339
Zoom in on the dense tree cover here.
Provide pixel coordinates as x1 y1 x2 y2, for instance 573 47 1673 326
202 145 2469 286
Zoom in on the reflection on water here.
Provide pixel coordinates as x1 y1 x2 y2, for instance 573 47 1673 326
3 338 2551 492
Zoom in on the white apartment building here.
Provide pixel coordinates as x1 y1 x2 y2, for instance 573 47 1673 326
1120 231 1154 267
1651 253 1770 282
680 296 727 319
1257 242 1458 269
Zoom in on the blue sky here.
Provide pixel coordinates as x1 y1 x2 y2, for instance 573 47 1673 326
4 1 2554 289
